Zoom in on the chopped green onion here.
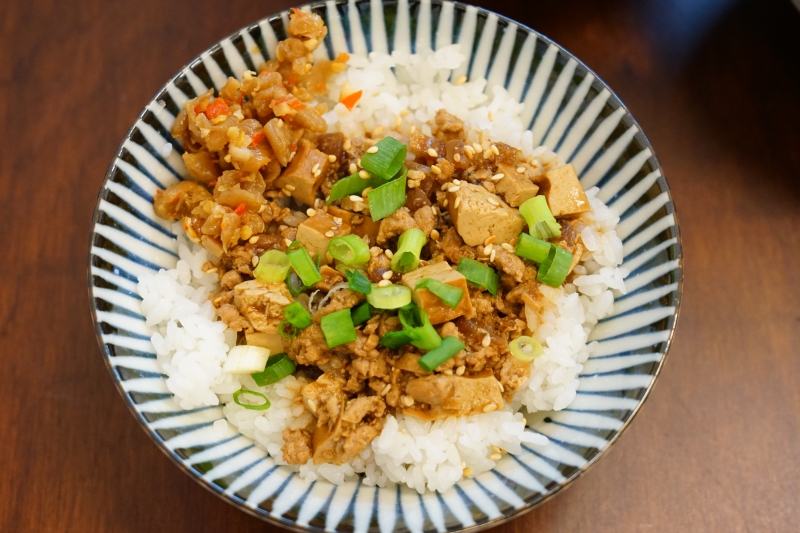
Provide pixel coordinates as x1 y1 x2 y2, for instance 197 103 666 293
361 137 407 180
537 245 573 287
328 173 375 203
366 283 412 309
345 269 372 294
233 389 271 410
368 173 407 221
379 329 420 349
286 270 307 296
351 302 373 325
320 308 357 347
415 278 463 309
287 245 322 286
398 305 442 350
284 302 312 329
278 320 297 339
329 234 370 265
519 196 562 240
391 228 426 273
251 353 296 386
222 345 271 374
457 257 499 296
509 336 543 362
253 250 291 282
515 233 552 263
418 336 465 372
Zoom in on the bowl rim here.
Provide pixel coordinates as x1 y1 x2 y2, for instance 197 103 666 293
87 0 683 530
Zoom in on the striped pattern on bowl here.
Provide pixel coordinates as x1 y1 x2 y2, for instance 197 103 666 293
88 1 682 531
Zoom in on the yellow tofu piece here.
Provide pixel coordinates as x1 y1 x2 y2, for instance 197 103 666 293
446 183 525 246
401 262 473 324
296 211 351 263
274 139 330 206
540 164 590 217
494 163 539 207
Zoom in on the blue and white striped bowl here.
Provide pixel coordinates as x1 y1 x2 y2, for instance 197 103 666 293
89 1 682 530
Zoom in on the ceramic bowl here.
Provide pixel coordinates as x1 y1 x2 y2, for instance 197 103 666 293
88 1 682 531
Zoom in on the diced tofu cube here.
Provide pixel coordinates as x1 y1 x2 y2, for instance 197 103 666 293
446 183 525 247
401 262 473 324
494 163 539 207
296 211 351 263
327 205 381 246
540 164 590 217
274 139 330 206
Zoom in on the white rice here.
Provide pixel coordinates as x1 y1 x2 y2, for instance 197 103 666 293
135 46 627 493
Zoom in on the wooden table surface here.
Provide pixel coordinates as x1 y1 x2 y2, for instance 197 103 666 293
2 0 799 531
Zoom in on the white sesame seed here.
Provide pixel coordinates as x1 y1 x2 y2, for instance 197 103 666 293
455 365 465 375
455 75 467 86
349 163 357 174
483 149 493 159
313 169 321 177
284 184 296 191
306 208 317 217
324 231 335 238
332 217 343 225
380 383 392 396
400 109 410 117
427 148 438 158
378 279 391 287
448 186 460 193
442 199 448 207
359 170 370 179
372 126 384 136
328 154 337 162
311 163 320 174
483 245 493 256
349 195 362 202
382 271 393 280
384 249 394 259
454 153 461 163
483 403 498 413
484 235 496 246
356 158 362 168
501 243 514 252
482 334 491 347
409 125 417 135
344 139 352 151
252 256 259 267
453 179 461 185
488 198 500 206
430 229 440 241
454 195 461 209
516 166 525 173
472 143 482 153
489 453 502 461
491 173 505 181
431 165 442 175
488 111 494 121
490 249 496 262
248 236 259 244
491 145 500 156
366 146 379 154
282 188 292 197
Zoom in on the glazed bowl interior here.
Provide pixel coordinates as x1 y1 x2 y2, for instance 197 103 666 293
89 1 682 531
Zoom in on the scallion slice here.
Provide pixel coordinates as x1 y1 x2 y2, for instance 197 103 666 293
345 269 372 294
519 196 562 240
366 283 412 309
415 278 463 309
329 234 370 265
222 345 271 374
509 336 543 362
233 389 271 411
418 336 465 372
391 228 426 273
320 308 357 347
351 302 373 325
328 173 375 203
515 233 552 263
284 302 312 329
379 329 420 349
286 270 307 296
361 137 407 180
537 245 573 287
398 305 442 350
253 250 291 282
287 245 322 286
251 353 296 386
368 173 407 221
457 257 499 296
278 320 297 339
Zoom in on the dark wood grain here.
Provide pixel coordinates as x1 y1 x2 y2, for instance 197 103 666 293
1 0 799 531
